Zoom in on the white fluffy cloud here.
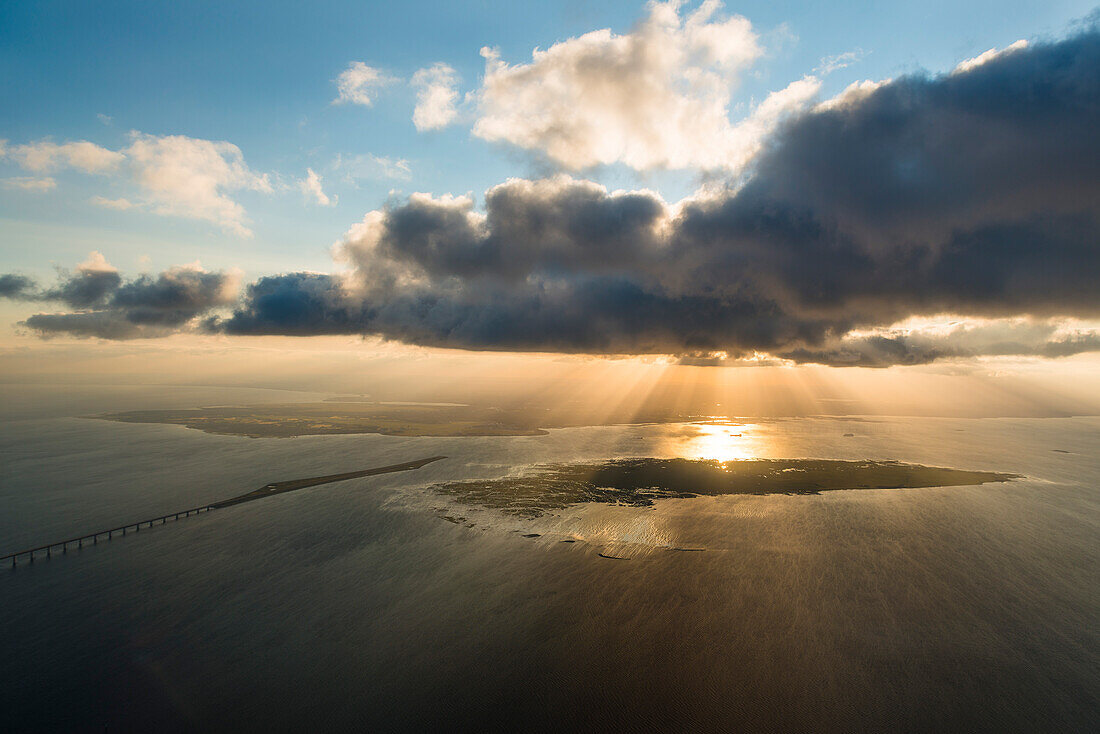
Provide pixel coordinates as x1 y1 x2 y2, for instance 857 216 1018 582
300 168 336 206
412 63 461 131
470 0 818 171
4 140 124 173
334 61 393 106
3 132 272 237
124 133 271 237
77 250 117 273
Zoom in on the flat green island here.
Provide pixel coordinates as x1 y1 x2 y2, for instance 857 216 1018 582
433 458 1019 517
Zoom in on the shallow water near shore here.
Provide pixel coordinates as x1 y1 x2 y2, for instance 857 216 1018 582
0 385 1097 732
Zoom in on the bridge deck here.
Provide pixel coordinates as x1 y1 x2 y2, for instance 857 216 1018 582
3 455 446 567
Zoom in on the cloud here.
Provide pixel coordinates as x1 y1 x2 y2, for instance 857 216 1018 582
333 153 412 182
124 132 271 237
954 39 1028 74
3 132 271 237
776 319 1100 367
3 140 124 173
4 254 240 339
90 195 135 210
814 78 888 112
7 25 1100 367
412 63 461 131
299 168 336 206
43 251 123 308
0 274 36 299
334 62 393 106
2 176 57 192
816 49 865 75
470 0 818 171
216 272 362 337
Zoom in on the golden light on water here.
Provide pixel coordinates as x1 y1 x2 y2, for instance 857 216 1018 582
669 421 766 462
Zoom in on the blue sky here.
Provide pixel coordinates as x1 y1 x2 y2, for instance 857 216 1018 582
2 0 1093 280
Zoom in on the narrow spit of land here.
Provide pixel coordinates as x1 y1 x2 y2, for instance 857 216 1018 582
211 456 447 507
3 456 447 567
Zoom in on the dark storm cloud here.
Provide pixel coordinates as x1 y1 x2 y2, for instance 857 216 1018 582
3 264 239 338
0 267 123 307
0 274 36 299
0 263 122 308
44 267 123 308
216 273 363 336
110 269 238 326
23 311 156 340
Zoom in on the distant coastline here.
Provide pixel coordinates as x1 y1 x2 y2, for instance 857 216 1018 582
96 403 551 438
93 400 718 438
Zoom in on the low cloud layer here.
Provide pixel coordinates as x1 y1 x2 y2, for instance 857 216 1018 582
4 25 1100 366
2 253 239 339
773 320 1100 367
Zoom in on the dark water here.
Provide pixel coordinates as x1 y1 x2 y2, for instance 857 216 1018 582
0 385 1097 732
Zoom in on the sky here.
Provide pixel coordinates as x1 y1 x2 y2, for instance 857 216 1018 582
1 0 1099 378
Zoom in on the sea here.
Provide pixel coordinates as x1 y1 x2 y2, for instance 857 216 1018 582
1 384 1097 732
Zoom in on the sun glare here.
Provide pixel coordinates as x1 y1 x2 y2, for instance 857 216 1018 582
670 421 764 462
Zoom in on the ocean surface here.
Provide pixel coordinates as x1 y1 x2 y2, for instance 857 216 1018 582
1 384 1097 732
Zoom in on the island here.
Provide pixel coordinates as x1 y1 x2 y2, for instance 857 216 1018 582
432 458 1019 517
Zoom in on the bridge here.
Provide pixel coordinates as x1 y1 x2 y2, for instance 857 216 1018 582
2 455 446 568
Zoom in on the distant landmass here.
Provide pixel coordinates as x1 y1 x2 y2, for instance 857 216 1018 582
98 402 551 437
95 401 707 438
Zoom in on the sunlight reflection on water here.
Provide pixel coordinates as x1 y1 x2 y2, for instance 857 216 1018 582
665 420 767 461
